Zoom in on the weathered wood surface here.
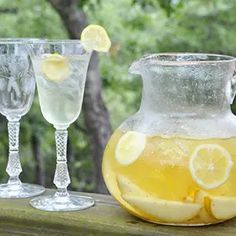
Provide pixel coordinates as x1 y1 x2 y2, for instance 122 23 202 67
0 189 235 236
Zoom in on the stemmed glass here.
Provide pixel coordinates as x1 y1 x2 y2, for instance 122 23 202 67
0 39 45 198
29 40 95 211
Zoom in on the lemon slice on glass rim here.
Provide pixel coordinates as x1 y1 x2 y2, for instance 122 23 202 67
41 25 110 81
81 24 111 52
41 53 69 82
115 131 146 165
189 144 233 189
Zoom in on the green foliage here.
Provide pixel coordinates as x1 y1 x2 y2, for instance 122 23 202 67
0 0 67 38
0 0 235 191
85 0 236 126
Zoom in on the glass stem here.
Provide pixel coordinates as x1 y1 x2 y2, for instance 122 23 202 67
53 129 70 198
6 120 22 186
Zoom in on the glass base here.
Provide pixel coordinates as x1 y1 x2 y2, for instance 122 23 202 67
0 183 45 198
30 194 95 212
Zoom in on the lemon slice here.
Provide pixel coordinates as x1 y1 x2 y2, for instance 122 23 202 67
41 54 69 82
189 144 233 189
123 194 201 223
115 131 146 165
81 24 111 52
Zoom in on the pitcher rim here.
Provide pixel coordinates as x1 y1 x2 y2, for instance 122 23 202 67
132 53 236 67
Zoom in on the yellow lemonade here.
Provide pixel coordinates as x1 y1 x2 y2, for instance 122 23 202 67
102 130 236 225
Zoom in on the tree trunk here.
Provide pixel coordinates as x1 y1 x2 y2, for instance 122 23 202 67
31 134 45 185
83 52 112 193
48 0 112 193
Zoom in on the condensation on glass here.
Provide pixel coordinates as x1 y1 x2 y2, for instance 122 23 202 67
102 53 236 226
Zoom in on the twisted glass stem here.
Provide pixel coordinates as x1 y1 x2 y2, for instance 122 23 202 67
6 120 22 186
53 129 70 198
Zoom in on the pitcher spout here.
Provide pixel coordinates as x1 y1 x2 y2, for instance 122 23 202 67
129 54 152 75
128 59 141 75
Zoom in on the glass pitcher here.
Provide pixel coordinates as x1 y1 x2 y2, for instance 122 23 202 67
102 53 236 226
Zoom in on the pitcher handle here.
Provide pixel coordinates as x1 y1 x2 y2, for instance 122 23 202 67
231 69 236 104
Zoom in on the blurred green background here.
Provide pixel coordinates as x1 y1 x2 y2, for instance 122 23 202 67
0 0 235 193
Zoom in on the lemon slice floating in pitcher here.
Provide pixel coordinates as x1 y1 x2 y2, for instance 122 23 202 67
81 24 111 52
41 54 69 82
115 131 146 165
189 144 233 189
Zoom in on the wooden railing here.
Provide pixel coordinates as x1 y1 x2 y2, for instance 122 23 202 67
0 189 235 235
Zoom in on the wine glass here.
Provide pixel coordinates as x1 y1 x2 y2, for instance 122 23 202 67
0 39 45 198
29 40 95 211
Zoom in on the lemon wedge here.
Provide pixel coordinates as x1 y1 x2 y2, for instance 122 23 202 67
115 131 146 165
117 175 148 197
118 175 201 222
81 24 111 52
210 196 236 220
194 190 216 222
195 190 236 220
189 144 233 189
123 194 201 223
41 54 69 82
